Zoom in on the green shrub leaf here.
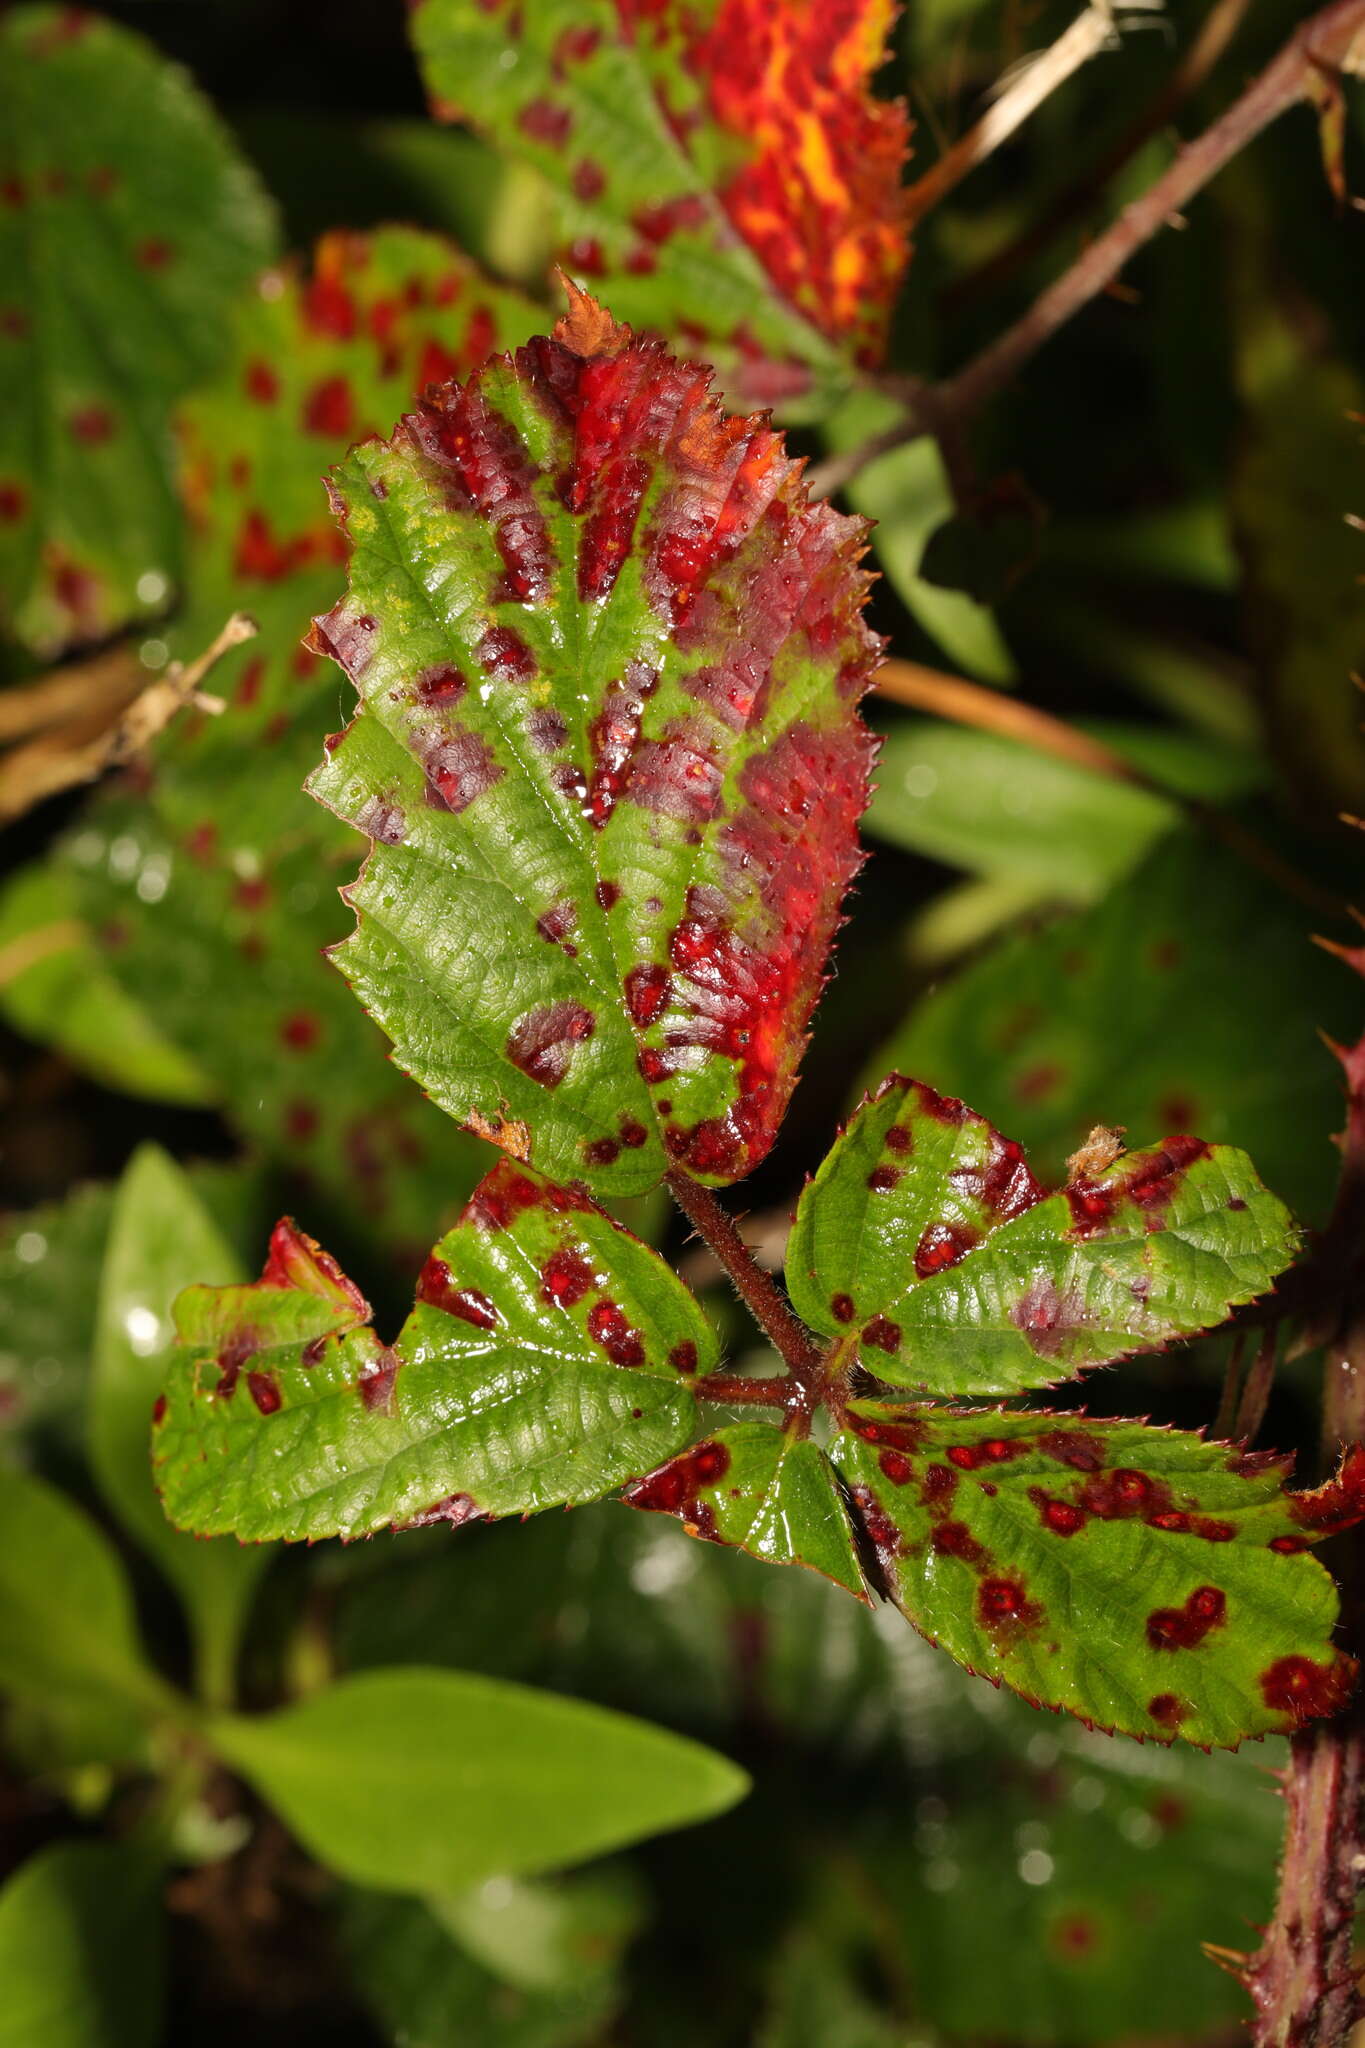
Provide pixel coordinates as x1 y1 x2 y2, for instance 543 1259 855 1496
829 1404 1362 1747
156 1160 715 1542
787 1075 1299 1396
0 4 278 653
91 1146 270 1706
212 1666 748 1889
308 292 879 1196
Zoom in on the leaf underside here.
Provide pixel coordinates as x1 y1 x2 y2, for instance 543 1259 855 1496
786 1075 1300 1396
410 0 912 401
308 289 880 1197
156 1160 715 1543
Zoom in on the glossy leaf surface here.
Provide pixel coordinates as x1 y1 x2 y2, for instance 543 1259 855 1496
623 1423 865 1596
310 293 879 1195
0 1841 163 2048
156 1160 715 1542
830 1403 1359 1747
787 1076 1298 1395
91 1147 269 1704
411 0 910 400
871 833 1353 1223
0 5 277 652
212 1665 748 1889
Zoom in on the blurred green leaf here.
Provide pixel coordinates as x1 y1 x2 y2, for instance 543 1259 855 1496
828 391 1015 681
867 716 1264 903
0 3 278 653
867 832 1353 1222
213 1666 749 1890
91 1146 269 1706
432 1865 641 1996
345 1879 630 2048
0 1840 163 2048
0 864 213 1105
0 1467 177 1723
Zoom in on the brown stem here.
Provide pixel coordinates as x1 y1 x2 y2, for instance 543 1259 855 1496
946 0 1255 315
821 0 1365 495
666 1170 824 1383
1233 1324 1279 1444
873 655 1347 918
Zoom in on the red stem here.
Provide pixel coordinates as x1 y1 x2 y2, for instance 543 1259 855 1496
665 1170 824 1384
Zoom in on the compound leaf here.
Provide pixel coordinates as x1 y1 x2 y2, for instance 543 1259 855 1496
623 1424 865 1596
830 1404 1362 1747
0 4 278 653
787 1076 1298 1396
308 291 879 1197
156 1160 715 1543
410 0 911 404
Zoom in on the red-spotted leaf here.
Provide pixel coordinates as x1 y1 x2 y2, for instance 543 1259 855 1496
307 292 880 1197
830 1405 1364 1747
62 229 541 1253
0 4 278 653
623 1424 865 1596
786 1077 1299 1396
155 1160 716 1543
410 0 911 405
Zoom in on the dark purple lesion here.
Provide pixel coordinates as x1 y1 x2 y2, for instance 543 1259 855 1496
1009 1276 1089 1359
623 1439 731 1541
1066 1135 1212 1238
420 725 504 813
505 999 596 1088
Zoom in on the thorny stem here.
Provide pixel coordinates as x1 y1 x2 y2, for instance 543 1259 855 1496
811 0 1365 500
946 0 1255 314
665 1171 825 1395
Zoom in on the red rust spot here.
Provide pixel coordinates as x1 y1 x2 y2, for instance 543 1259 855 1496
861 1315 901 1353
137 235 173 269
280 1010 320 1052
245 359 279 403
624 963 671 1028
478 625 536 681
867 1164 901 1191
358 1353 398 1413
830 1293 855 1324
1035 1493 1086 1536
878 1449 912 1486
506 1001 595 1088
1148 1693 1189 1728
1146 1585 1226 1650
541 1248 594 1306
915 1222 978 1278
1261 1653 1356 1725
586 1297 645 1367
70 404 114 444
416 1256 499 1330
415 663 466 705
933 1521 986 1563
625 1440 731 1535
152 1394 168 1425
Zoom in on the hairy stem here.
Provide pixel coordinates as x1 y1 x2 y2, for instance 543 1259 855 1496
816 0 1365 497
666 1170 824 1383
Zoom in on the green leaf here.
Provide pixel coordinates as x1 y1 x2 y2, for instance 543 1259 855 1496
0 1840 163 2048
156 1160 716 1542
212 1666 748 1889
787 1075 1298 1397
829 1404 1357 1747
91 1147 269 1706
0 863 213 1105
410 0 910 402
308 292 878 1196
865 720 1262 905
825 389 1015 681
0 1180 114 1453
0 4 278 653
431 1865 640 1998
622 1424 865 1597
59 226 541 1252
867 832 1354 1223
0 1467 176 1722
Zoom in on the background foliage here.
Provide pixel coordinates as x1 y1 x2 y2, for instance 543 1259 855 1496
1 0 1364 2043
